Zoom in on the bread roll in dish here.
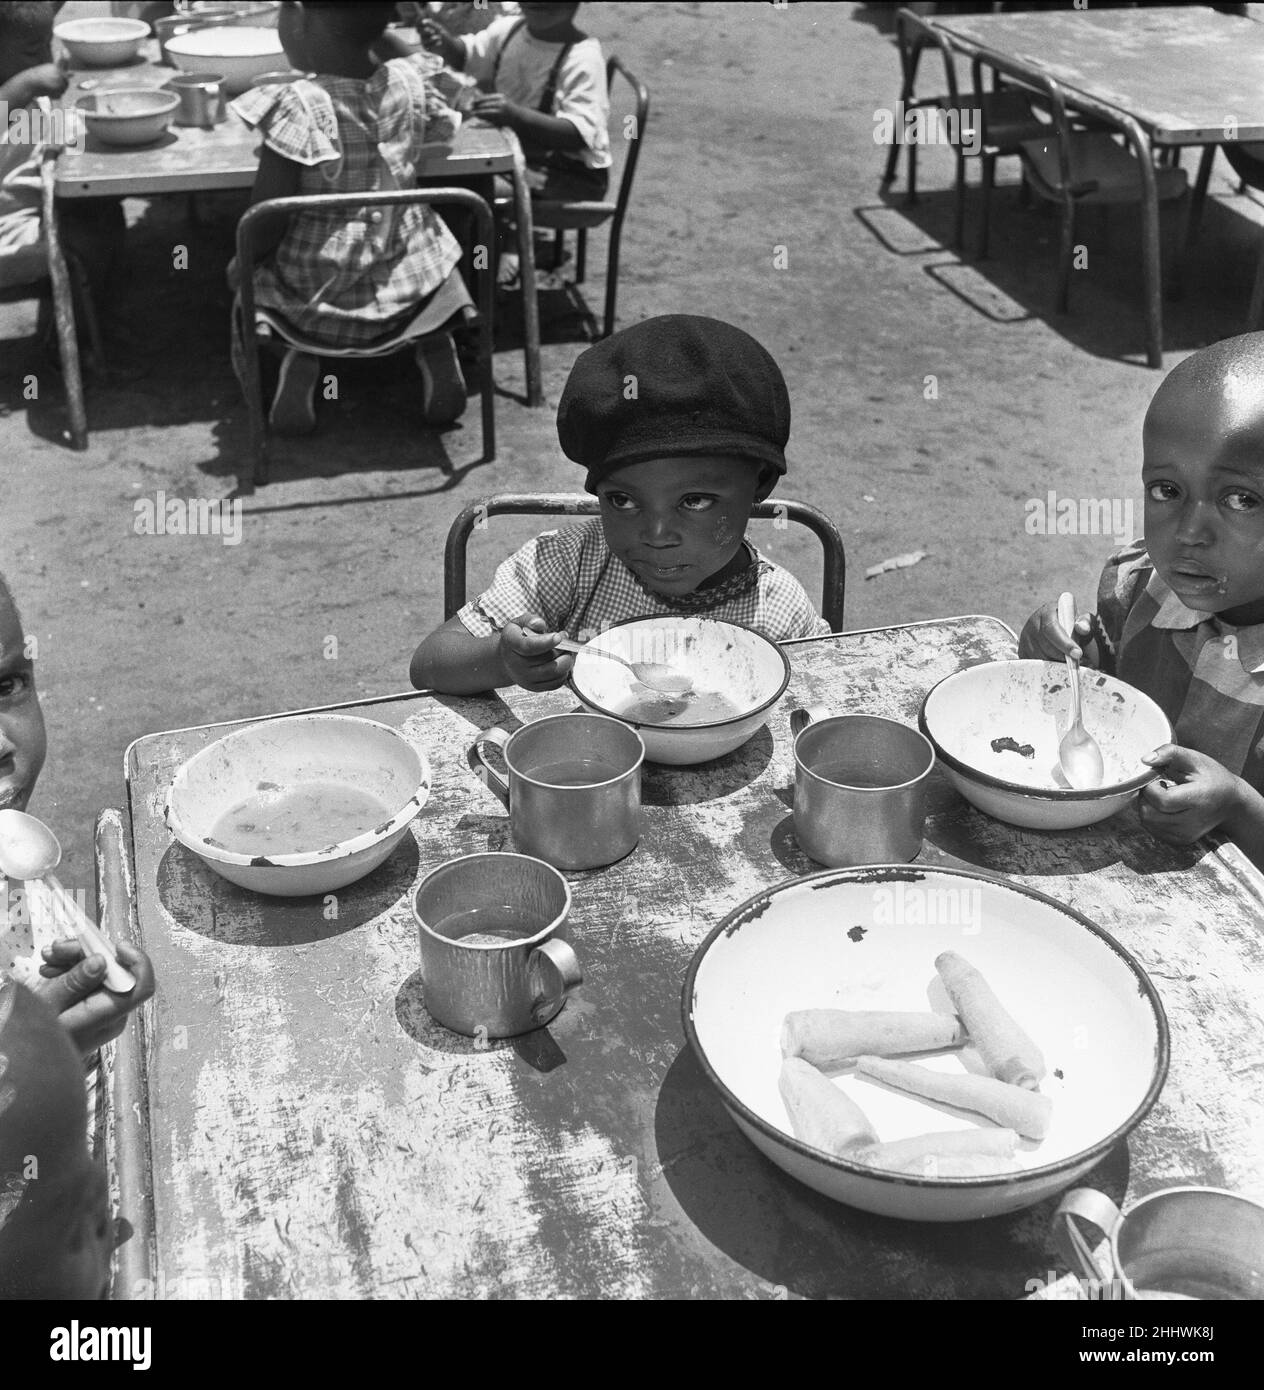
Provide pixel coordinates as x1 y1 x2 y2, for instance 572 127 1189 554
934 952 1046 1090
780 1009 966 1071
779 1057 879 1155
855 1054 1052 1140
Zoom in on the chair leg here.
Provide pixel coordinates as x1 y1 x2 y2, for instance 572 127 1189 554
907 139 919 204
1056 198 1076 315
603 224 622 339
551 228 565 271
1185 145 1216 250
952 150 966 252
1139 188 1164 369
233 301 269 485
64 250 104 373
575 228 588 284
977 152 996 260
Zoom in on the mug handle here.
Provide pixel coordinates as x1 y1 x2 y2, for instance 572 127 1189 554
789 703 831 737
1052 1187 1126 1290
528 938 583 1023
468 723 514 808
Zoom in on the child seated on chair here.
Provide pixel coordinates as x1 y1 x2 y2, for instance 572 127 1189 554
0 2 126 356
411 314 831 695
420 1 611 226
0 572 155 1061
1019 332 1264 869
227 1 473 435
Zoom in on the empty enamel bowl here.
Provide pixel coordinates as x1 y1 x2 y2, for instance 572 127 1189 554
165 714 430 896
919 660 1172 830
55 16 150 67
164 24 285 94
684 865 1168 1222
568 616 791 765
75 88 180 147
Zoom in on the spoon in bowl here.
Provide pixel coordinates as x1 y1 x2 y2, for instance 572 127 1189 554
0 808 136 993
486 618 694 694
1055 592 1105 791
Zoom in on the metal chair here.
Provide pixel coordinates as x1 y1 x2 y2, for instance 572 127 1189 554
881 8 1048 256
528 56 650 340
234 186 496 485
983 52 1187 369
1185 141 1264 328
443 493 847 631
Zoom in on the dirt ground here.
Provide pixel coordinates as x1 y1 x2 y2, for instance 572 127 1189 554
3 0 1263 905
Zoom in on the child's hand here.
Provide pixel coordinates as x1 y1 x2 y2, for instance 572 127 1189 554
1017 599 1095 664
35 938 155 1057
25 63 69 100
418 16 462 67
1138 745 1247 846
500 614 575 691
469 92 520 127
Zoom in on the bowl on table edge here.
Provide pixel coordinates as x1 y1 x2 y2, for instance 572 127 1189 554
682 864 1168 1222
54 17 150 67
165 713 430 897
918 659 1172 831
74 88 180 147
164 25 285 94
567 615 791 765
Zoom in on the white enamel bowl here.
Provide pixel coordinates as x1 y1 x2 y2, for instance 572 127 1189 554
75 89 179 147
568 616 791 765
919 660 1172 830
164 25 285 94
165 714 430 896
683 866 1168 1222
55 17 150 67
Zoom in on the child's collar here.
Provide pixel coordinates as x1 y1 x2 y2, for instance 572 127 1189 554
1145 568 1264 673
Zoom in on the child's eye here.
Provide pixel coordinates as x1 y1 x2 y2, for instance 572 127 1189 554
679 494 715 512
0 673 31 699
1223 490 1261 514
1145 481 1179 503
601 492 636 512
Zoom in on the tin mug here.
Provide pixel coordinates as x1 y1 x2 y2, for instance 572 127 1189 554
1054 1186 1264 1300
469 712 644 871
413 852 582 1038
790 705 935 867
166 72 226 128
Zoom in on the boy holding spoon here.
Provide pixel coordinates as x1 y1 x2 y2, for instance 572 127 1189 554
1019 332 1264 866
411 314 831 694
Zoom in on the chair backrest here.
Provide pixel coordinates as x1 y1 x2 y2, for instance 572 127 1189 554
894 7 964 108
444 493 846 631
605 56 650 220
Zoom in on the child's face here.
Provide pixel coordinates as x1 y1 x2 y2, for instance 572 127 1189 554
1142 371 1264 623
0 2 58 86
0 596 46 815
277 1 311 70
520 3 579 39
595 455 764 598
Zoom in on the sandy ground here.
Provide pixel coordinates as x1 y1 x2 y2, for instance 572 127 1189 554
3 1 1263 905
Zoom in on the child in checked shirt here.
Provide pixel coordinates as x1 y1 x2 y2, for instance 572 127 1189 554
1020 331 1264 867
411 314 831 695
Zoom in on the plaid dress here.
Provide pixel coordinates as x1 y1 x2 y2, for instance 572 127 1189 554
1095 541 1264 790
231 57 463 350
457 517 831 644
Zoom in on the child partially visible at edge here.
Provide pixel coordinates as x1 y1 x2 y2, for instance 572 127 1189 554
411 314 831 695
228 1 472 436
1020 331 1264 868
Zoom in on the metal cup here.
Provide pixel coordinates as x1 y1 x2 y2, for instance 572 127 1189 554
469 713 644 871
790 706 935 867
167 72 226 129
413 852 582 1038
1054 1186 1264 1300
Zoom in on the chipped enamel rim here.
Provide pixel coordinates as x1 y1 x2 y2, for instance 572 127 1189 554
682 864 1169 1191
164 714 430 869
918 661 1172 802
568 616 792 731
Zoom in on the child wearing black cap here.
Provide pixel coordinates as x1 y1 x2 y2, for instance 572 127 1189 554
411 314 830 694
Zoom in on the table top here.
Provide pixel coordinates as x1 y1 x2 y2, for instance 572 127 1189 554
936 5 1264 146
119 617 1264 1299
53 51 517 198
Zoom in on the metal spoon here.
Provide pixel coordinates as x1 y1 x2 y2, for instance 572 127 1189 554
552 636 694 695
0 808 136 992
1055 592 1105 791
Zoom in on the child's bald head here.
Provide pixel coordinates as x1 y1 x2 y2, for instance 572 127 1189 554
1146 332 1264 453
0 573 46 813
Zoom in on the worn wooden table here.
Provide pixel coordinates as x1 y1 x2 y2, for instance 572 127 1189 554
934 5 1264 370
105 617 1264 1299
48 43 542 445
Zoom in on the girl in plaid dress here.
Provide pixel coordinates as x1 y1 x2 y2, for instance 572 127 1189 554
230 1 471 434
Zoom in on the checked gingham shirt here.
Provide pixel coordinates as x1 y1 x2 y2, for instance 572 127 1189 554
231 57 463 350
457 518 830 644
1096 541 1264 790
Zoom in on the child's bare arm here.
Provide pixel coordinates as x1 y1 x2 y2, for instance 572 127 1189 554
411 614 575 694
243 146 303 261
0 63 67 109
468 94 586 153
36 939 155 1058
